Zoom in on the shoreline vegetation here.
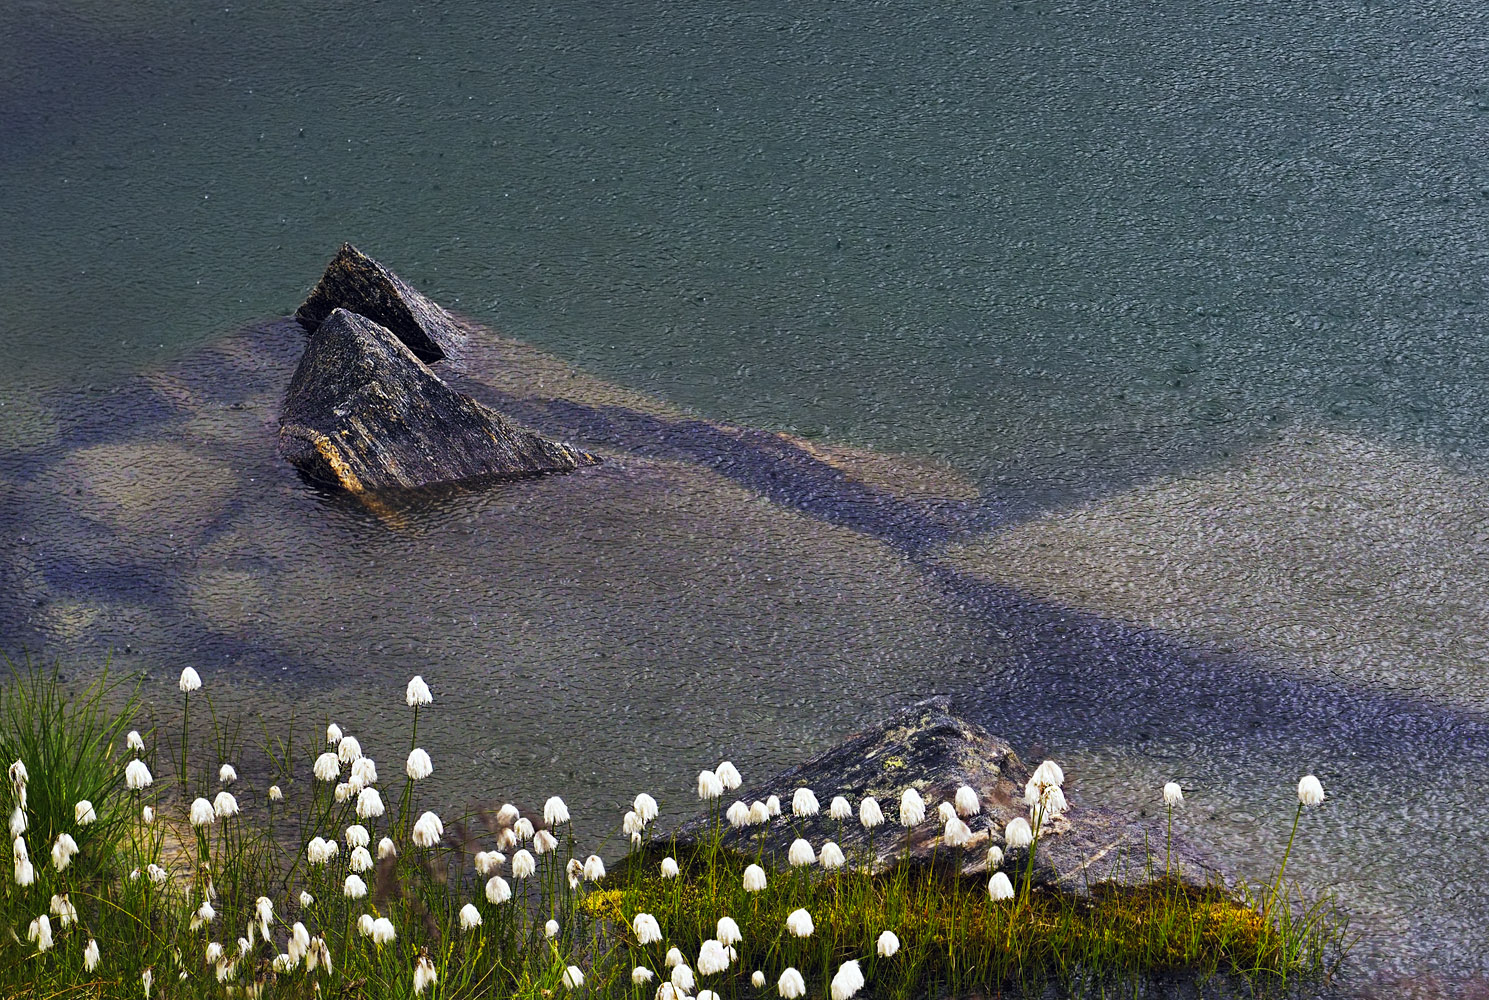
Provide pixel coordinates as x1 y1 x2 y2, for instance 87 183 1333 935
0 660 1347 999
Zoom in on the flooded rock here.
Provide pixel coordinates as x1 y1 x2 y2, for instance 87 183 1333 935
295 243 469 365
278 308 599 491
676 697 1219 892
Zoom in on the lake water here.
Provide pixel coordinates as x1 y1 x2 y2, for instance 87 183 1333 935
3 1 1487 993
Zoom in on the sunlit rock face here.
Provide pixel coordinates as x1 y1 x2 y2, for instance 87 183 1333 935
295 242 469 366
279 307 597 491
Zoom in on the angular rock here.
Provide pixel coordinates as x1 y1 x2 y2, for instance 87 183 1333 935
278 308 598 491
676 698 1220 893
295 243 468 365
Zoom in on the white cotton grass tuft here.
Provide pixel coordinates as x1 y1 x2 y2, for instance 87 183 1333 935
357 787 386 820
459 903 481 931
189 798 216 828
766 794 782 817
406 675 433 707
299 890 313 907
306 837 334 865
943 816 973 848
378 836 397 859
413 953 438 995
219 764 237 785
831 959 865 1000
351 757 378 788
337 736 362 764
829 795 852 821
788 838 815 867
778 967 807 999
563 966 584 990
75 800 97 826
412 811 444 848
566 858 583 889
987 844 1004 869
179 667 202 693
716 760 743 790
313 752 339 782
28 914 53 952
583 854 606 881
697 769 724 800
326 722 342 745
406 748 433 781
697 938 731 976
9 807 24 838
792 787 819 818
268 785 283 802
485 875 512 904
752 970 767 988
545 918 560 939
742 863 767 892
51 833 79 871
370 917 396 945
785 908 814 938
513 817 535 841
671 963 696 992
988 871 1015 901
50 893 78 926
84 937 100 971
938 801 956 825
727 801 750 828
213 792 239 819
1164 782 1184 806
661 856 680 878
344 824 370 848
632 966 654 985
665 946 684 968
127 730 145 752
717 916 742 946
859 796 884 829
877 929 900 957
255 896 274 937
474 850 503 875
1298 775 1325 807
544 796 570 826
955 784 981 816
633 792 659 824
749 800 770 825
1005 816 1034 850
125 759 153 791
533 829 559 854
142 805 154 824
511 850 536 879
819 841 846 870
1032 760 1065 787
348 846 373 873
633 912 663 945
899 788 925 827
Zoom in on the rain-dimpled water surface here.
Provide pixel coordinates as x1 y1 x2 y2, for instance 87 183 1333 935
2 0 1487 993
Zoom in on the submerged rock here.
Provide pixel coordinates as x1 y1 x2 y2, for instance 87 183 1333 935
279 308 597 491
676 697 1219 892
295 243 468 365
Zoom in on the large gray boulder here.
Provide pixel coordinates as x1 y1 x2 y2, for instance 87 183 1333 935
677 698 1220 893
295 243 468 365
279 308 598 491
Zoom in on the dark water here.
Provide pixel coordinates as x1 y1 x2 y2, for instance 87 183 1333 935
3 1 1488 992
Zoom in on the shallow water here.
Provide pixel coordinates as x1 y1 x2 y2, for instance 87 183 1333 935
3 0 1488 993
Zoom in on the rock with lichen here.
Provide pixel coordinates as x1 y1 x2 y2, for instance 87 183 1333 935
278 308 597 491
295 243 469 365
675 697 1220 892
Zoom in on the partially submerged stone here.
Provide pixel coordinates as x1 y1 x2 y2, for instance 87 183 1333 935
295 243 468 365
279 308 597 491
676 698 1219 892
